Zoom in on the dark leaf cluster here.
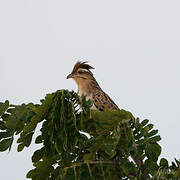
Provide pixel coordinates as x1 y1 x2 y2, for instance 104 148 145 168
0 90 179 179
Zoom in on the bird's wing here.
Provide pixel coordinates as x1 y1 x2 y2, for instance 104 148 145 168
92 91 119 111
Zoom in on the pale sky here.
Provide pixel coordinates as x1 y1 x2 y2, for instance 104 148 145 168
0 0 180 179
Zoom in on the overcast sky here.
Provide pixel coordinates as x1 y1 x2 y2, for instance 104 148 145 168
0 0 180 179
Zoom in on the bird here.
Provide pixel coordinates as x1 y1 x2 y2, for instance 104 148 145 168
67 61 119 111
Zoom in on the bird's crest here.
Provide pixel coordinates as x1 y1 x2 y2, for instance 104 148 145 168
72 61 94 74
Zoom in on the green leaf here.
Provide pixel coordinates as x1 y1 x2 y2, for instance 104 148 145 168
35 135 42 144
0 137 13 152
147 130 158 137
26 169 38 178
83 153 96 161
22 132 34 147
141 119 149 126
136 144 144 157
17 143 24 152
146 124 154 131
5 116 18 129
174 167 180 178
15 121 25 135
145 159 159 175
55 139 63 154
149 135 161 143
141 126 150 136
122 161 137 176
145 143 161 162
0 121 7 130
134 132 144 139
1 113 10 121
22 115 41 134
0 100 9 116
32 148 44 162
0 131 14 140
160 158 169 168
104 144 116 158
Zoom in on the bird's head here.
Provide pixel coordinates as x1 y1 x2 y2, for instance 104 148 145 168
67 61 95 81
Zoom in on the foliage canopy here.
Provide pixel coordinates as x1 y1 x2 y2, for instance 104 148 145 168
0 90 180 179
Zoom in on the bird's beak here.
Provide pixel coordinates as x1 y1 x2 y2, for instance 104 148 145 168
66 73 74 79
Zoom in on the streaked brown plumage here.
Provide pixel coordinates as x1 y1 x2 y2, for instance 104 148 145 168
67 61 119 111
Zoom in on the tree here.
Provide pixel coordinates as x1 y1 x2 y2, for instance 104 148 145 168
0 90 180 179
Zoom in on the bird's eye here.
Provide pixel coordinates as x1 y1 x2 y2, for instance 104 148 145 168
78 70 85 74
